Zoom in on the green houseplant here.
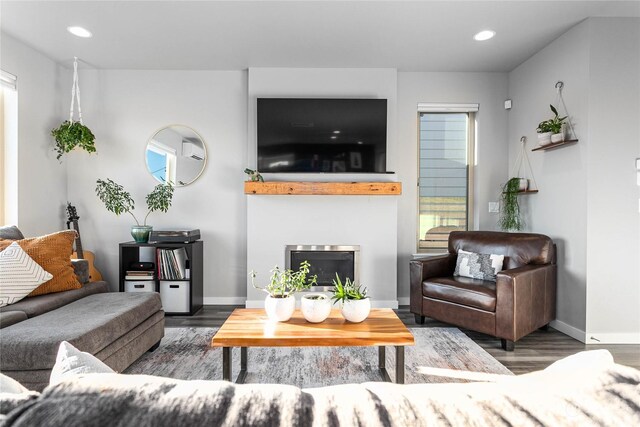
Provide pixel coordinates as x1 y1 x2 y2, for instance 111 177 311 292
250 261 317 322
51 120 96 160
331 274 370 323
499 177 522 232
537 104 567 146
95 178 174 243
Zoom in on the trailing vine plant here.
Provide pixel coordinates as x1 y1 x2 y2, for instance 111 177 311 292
499 178 522 231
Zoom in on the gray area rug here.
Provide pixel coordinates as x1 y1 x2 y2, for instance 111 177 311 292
125 327 512 387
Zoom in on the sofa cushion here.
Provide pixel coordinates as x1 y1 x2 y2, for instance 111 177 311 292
0 311 28 329
423 276 497 312
0 242 54 307
0 231 81 297
0 292 162 371
0 225 24 240
0 281 109 318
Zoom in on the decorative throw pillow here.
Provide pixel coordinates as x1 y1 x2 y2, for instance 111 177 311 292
50 341 115 385
454 249 504 282
0 372 29 394
0 230 81 297
0 242 53 307
0 225 25 240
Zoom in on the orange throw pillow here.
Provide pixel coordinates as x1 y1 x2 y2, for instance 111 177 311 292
0 230 82 296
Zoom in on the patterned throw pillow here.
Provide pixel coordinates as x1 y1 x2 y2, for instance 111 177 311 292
50 341 115 385
454 249 505 282
0 230 81 297
0 242 53 307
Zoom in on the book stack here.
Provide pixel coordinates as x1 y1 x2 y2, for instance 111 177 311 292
125 270 155 280
157 247 189 280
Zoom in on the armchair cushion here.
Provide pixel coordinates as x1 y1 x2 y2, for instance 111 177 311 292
423 277 497 312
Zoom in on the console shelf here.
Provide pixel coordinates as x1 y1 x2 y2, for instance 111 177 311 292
244 181 402 195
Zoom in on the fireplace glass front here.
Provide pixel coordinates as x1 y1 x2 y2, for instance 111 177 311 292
286 245 360 289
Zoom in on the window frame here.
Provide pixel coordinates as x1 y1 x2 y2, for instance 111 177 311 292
416 108 476 253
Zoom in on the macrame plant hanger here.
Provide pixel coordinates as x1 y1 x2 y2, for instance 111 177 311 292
69 57 83 125
510 136 538 192
554 81 577 140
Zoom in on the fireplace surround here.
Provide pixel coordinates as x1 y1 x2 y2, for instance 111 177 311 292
285 245 360 291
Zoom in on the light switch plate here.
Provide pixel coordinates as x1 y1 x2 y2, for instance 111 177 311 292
488 202 500 213
504 99 512 110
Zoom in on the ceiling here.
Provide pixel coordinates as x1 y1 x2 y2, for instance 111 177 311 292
2 1 639 72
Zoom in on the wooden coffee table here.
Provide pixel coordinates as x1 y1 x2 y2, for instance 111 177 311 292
211 308 414 384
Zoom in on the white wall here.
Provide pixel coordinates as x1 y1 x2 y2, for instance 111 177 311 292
507 18 640 343
507 21 591 338
246 68 399 306
65 70 248 302
1 33 67 235
396 72 509 303
585 18 640 343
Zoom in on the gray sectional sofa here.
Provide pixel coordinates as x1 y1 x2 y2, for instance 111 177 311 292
0 226 164 391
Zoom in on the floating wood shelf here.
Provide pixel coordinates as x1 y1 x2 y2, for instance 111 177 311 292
532 139 578 152
502 189 539 195
244 181 402 195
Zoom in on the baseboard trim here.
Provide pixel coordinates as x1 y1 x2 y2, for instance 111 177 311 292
585 332 640 344
245 299 399 309
203 297 246 305
397 297 409 306
550 319 586 343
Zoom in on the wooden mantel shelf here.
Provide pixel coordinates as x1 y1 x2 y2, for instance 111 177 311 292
244 181 402 196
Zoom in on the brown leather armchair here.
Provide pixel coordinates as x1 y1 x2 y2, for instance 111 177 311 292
410 231 556 351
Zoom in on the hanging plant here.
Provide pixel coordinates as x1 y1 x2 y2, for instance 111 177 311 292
52 57 96 160
499 178 522 232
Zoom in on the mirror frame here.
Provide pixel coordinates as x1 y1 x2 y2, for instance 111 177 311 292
145 124 208 187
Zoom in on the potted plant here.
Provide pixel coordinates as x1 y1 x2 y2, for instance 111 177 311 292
499 177 523 232
250 261 317 322
331 274 370 323
51 120 96 160
536 119 553 146
548 104 568 143
95 178 174 243
300 293 332 323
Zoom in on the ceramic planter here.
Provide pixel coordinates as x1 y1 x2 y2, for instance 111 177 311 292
537 132 552 146
131 225 152 243
341 298 371 323
265 294 296 322
301 294 332 323
517 178 529 192
551 133 564 143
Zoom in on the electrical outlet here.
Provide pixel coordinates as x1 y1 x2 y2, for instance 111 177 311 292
488 202 499 213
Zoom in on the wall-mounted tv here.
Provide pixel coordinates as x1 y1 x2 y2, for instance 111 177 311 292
257 98 387 173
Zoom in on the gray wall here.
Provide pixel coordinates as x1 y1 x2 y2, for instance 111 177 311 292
1 33 67 236
396 72 509 303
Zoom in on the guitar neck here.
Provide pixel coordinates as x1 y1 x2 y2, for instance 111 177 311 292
70 220 85 259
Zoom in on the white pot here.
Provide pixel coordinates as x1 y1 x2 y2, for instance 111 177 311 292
264 294 296 322
537 132 552 146
551 133 564 143
341 298 371 323
301 294 332 323
517 178 529 192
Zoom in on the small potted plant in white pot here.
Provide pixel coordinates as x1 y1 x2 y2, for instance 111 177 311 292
250 261 317 322
536 119 553 146
548 104 568 143
300 293 332 323
331 274 370 323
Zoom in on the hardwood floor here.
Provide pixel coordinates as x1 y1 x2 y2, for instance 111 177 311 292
166 305 640 375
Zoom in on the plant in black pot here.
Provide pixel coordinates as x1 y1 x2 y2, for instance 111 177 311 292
499 177 523 232
95 178 174 243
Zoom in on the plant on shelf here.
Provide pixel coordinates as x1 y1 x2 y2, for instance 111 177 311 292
537 104 567 146
250 261 317 322
95 178 174 243
499 177 522 232
331 274 370 323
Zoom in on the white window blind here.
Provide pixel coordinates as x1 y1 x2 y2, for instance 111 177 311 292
417 103 478 113
0 71 17 91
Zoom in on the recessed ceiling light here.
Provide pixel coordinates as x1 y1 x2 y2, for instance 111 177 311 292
330 136 337 140
473 30 495 41
333 130 341 134
67 26 93 38
357 141 363 145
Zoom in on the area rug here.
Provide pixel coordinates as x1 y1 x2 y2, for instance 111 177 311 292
125 327 512 388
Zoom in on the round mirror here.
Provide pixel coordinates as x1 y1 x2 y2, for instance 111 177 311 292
145 125 207 186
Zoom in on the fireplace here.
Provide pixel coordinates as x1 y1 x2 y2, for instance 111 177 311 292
285 245 360 290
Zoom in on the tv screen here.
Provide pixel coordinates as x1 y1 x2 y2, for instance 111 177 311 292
257 98 387 173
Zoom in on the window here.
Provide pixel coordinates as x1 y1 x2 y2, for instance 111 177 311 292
1 70 18 226
417 104 476 252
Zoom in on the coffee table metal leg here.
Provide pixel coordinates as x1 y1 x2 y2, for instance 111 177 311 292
378 346 391 382
395 346 405 384
222 347 231 381
236 347 248 384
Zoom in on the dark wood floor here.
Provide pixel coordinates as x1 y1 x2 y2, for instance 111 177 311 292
166 305 640 375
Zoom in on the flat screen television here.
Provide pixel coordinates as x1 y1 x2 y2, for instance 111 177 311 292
257 98 387 173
